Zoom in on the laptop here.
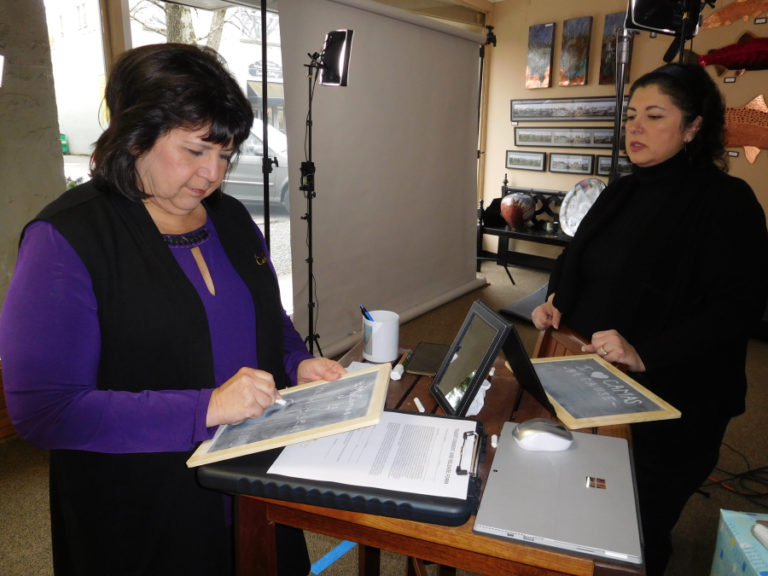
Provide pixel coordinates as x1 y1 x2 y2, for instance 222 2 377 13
473 421 643 565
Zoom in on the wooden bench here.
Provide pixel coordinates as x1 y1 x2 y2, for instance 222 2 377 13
477 184 569 284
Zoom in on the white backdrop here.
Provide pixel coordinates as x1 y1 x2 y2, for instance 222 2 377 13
280 0 484 357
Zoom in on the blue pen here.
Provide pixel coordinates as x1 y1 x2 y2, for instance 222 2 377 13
359 304 374 321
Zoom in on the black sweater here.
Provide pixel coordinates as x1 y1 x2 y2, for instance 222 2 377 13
549 152 768 418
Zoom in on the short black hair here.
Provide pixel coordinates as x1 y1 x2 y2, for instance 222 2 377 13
91 43 254 200
629 63 727 171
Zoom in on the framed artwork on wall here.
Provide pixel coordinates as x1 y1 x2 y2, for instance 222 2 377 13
600 12 627 85
525 22 555 89
510 96 627 122
549 153 595 174
596 155 633 176
515 126 615 149
506 150 547 171
559 16 592 87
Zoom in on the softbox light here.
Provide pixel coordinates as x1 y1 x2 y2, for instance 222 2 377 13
319 29 353 86
625 0 702 38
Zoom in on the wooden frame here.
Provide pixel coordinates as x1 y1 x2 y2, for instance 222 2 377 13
549 152 594 175
187 364 391 467
530 355 681 429
510 96 626 123
597 154 633 176
515 126 614 148
505 150 546 171
559 16 592 87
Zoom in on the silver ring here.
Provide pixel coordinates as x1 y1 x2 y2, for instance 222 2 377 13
599 346 608 356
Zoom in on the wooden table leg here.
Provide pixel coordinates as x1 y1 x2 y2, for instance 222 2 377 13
358 545 381 576
235 496 278 576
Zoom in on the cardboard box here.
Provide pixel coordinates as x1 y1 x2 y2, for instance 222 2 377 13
710 509 768 576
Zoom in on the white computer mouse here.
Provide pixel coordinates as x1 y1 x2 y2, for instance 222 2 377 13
512 418 574 452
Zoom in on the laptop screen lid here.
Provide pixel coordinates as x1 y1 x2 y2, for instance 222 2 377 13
473 421 643 565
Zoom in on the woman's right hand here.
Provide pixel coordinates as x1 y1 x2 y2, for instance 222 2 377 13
531 293 561 330
206 367 280 427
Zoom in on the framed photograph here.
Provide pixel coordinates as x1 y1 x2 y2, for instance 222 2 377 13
515 126 615 149
549 153 594 175
600 12 628 85
505 150 546 171
559 16 592 87
596 155 633 176
525 22 555 89
510 96 627 122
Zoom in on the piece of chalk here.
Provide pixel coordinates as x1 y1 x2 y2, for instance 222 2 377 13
274 397 287 406
491 434 498 448
390 364 404 380
414 397 425 413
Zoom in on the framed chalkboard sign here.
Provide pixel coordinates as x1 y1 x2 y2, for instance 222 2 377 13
530 355 680 429
187 363 390 467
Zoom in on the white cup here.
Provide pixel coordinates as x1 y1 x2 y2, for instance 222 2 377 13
362 310 399 363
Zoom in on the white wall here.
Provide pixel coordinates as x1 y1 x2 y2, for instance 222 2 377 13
280 0 486 356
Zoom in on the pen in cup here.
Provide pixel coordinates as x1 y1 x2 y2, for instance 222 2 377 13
359 304 374 321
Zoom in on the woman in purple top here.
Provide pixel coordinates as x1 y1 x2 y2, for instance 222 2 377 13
0 43 345 576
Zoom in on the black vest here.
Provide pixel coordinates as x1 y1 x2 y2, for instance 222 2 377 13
33 183 288 575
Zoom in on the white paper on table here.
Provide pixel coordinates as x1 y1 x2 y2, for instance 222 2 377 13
269 411 477 499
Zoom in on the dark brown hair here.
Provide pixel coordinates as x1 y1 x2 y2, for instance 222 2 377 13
91 43 254 200
629 63 727 171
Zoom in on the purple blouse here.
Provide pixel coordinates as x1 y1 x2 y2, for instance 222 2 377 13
0 216 312 453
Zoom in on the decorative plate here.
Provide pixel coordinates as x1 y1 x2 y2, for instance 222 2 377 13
559 178 606 237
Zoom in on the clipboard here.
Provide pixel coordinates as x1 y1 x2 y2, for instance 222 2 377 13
196 410 485 526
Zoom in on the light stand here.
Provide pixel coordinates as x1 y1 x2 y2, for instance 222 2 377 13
299 29 353 356
260 0 277 249
301 52 322 355
609 25 633 184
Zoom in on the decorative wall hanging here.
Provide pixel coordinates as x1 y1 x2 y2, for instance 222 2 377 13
511 96 626 122
701 0 768 30
600 12 627 85
725 94 768 164
549 153 595 175
515 126 615 149
697 32 768 76
526 22 555 89
559 16 592 86
505 150 547 171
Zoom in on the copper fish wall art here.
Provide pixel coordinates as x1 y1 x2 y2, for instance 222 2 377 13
698 33 768 75
701 0 768 30
725 95 768 164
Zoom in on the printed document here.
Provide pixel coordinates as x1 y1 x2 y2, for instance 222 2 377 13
269 411 476 499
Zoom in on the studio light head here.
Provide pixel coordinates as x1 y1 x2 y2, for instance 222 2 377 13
319 29 354 87
625 0 704 39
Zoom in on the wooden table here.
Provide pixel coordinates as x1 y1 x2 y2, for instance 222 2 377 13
217 342 643 576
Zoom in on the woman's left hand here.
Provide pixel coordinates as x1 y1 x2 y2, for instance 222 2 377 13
297 357 347 385
582 329 646 373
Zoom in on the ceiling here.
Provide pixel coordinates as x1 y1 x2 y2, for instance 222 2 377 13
167 0 489 30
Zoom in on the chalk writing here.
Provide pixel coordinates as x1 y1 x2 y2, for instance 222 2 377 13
533 357 661 419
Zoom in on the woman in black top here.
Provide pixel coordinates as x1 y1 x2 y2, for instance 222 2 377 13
532 63 768 575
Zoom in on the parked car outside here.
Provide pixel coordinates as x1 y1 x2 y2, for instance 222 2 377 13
223 121 291 213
